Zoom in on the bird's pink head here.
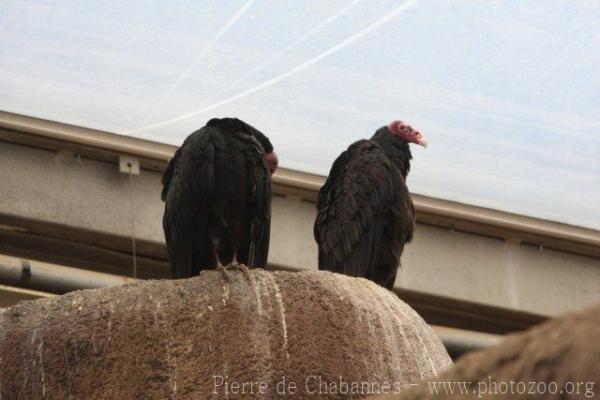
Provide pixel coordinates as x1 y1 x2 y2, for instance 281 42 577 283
387 120 428 148
265 151 278 175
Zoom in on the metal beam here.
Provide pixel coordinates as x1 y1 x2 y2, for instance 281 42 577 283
0 254 136 294
0 110 172 161
433 326 502 359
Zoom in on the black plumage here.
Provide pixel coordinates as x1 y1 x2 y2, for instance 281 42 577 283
161 118 277 279
314 121 427 289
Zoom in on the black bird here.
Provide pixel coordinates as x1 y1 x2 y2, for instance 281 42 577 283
314 120 427 289
161 118 278 279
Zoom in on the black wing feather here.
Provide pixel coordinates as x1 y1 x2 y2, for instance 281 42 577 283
246 138 272 267
229 131 272 268
162 130 215 278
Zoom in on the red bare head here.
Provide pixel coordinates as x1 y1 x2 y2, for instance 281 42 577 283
387 120 428 147
265 151 278 175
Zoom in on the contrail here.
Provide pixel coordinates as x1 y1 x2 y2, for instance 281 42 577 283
127 0 422 135
209 0 364 101
149 0 256 111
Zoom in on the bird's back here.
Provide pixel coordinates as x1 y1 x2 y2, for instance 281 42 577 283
162 121 271 278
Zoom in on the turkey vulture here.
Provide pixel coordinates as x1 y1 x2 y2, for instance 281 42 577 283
314 120 427 289
161 118 278 279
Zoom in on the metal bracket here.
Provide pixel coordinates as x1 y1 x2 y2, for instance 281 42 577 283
119 155 140 175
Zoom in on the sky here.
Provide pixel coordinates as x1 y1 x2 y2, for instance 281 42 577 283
1 0 599 229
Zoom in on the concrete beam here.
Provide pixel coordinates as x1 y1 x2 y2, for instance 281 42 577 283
0 284 54 307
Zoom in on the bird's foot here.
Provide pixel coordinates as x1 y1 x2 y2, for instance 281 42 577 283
216 264 231 282
238 264 252 281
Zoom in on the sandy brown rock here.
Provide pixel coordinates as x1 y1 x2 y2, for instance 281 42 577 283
374 303 600 400
0 268 451 399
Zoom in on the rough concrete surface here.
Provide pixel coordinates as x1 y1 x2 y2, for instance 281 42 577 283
374 302 600 400
0 268 451 399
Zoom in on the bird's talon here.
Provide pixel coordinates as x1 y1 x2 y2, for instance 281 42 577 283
239 264 251 281
216 265 231 282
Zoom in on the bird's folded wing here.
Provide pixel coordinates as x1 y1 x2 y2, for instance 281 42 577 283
315 141 397 275
162 130 216 277
235 132 271 268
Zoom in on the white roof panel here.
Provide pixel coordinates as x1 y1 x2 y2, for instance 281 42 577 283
1 0 599 229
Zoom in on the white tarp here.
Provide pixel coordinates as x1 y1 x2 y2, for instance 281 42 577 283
1 0 599 229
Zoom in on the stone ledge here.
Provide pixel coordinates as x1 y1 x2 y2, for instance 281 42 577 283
0 268 451 399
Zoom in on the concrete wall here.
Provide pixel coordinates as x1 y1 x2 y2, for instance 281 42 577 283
1 141 599 316
0 142 163 243
400 227 600 316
